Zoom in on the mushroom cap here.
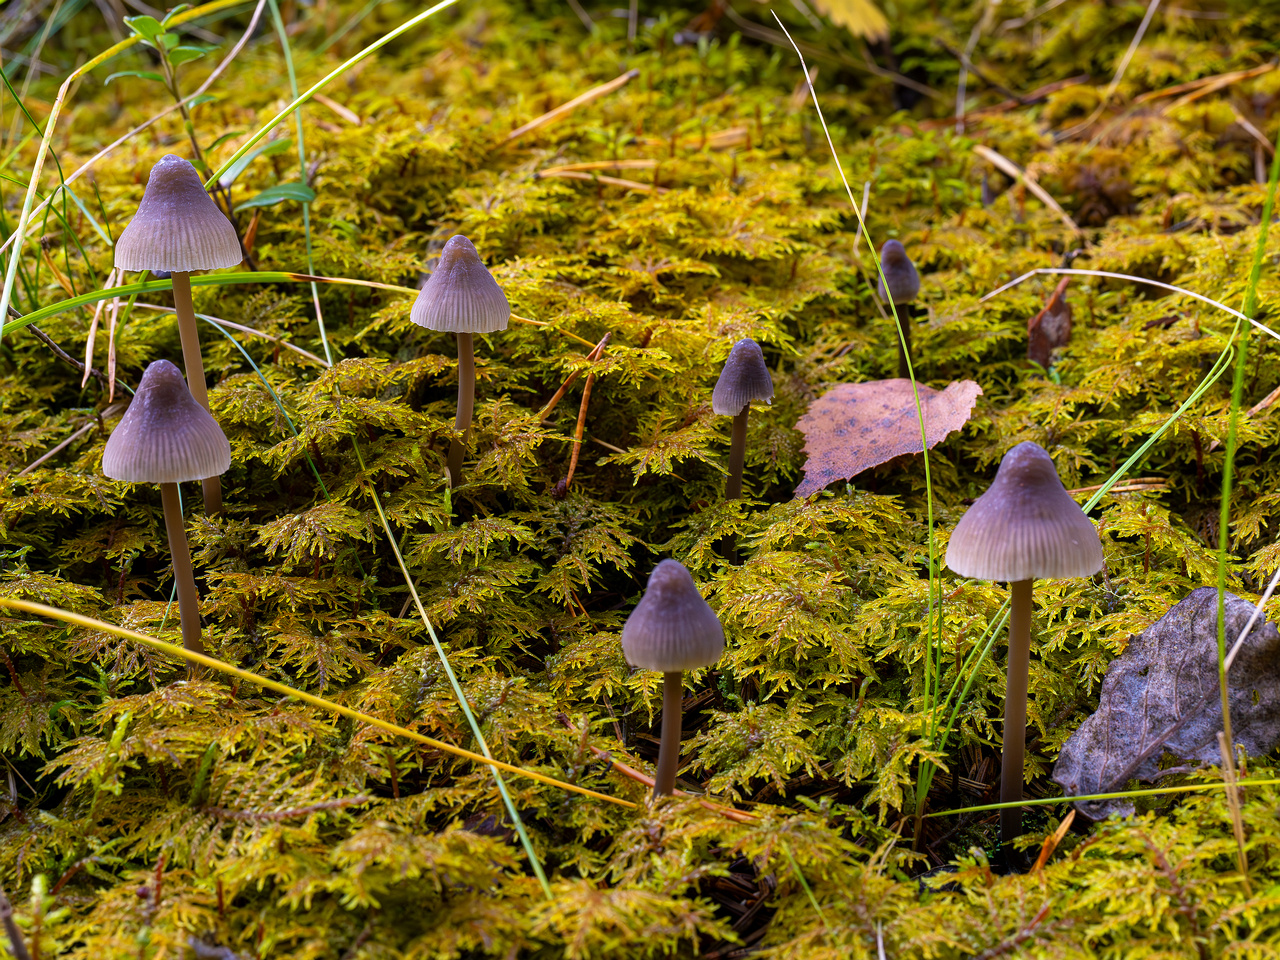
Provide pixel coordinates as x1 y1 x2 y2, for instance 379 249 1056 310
945 441 1103 582
102 360 232 484
115 155 242 274
411 235 511 334
621 560 725 672
875 239 920 305
712 338 774 416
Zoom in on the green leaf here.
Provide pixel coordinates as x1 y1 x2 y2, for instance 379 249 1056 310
160 3 192 25
104 70 165 85
168 45 208 66
217 137 293 188
187 93 218 108
122 14 163 41
157 31 180 50
233 183 316 212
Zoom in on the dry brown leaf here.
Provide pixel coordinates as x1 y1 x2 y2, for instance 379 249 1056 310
793 378 983 497
1028 277 1072 368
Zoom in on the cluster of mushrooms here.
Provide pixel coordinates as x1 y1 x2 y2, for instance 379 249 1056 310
102 154 1105 853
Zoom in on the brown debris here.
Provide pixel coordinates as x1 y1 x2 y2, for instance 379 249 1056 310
1027 277 1072 369
794 378 983 497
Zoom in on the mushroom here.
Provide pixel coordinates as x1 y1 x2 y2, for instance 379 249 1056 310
945 441 1103 850
712 338 773 561
102 360 232 656
875 239 920 379
411 235 511 488
621 559 725 797
115 154 241 516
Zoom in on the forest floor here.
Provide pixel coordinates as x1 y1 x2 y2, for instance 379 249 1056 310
3 0 1280 957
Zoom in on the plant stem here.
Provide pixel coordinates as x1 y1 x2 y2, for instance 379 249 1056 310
171 271 222 515
896 302 913 379
447 332 474 487
654 671 683 796
721 408 749 562
1001 578 1033 849
160 482 204 656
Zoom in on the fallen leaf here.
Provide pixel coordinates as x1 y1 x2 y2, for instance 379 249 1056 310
793 378 982 498
1027 277 1072 369
810 0 890 41
1052 587 1280 820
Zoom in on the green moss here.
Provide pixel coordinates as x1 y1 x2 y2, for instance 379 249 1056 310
2 0 1280 956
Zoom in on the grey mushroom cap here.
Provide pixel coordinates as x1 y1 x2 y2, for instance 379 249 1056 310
712 338 774 416
622 560 725 672
875 239 921 305
102 360 232 484
945 441 1103 582
115 155 242 274
411 235 511 334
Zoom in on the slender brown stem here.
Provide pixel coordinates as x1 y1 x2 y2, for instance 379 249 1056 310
654 671 684 797
722 409 749 563
896 302 914 379
171 271 222 516
447 332 475 487
160 482 205 656
1001 578 1033 849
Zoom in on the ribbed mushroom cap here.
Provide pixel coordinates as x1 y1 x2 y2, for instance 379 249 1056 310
115 155 242 273
411 235 511 334
875 239 921 305
622 560 725 672
945 441 1103 582
712 338 774 416
103 360 231 484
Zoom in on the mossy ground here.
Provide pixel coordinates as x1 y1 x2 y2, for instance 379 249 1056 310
3 0 1280 956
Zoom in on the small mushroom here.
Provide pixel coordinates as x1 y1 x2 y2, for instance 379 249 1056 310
945 441 1103 851
115 154 241 516
102 360 232 656
712 338 773 561
875 239 920 379
411 235 511 487
621 560 725 797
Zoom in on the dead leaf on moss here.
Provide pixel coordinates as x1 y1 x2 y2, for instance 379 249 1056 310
793 378 982 497
1028 277 1072 368
1052 588 1280 820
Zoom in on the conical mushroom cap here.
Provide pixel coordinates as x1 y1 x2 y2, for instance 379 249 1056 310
945 441 1103 582
411 235 511 334
115 155 242 273
712 338 774 416
621 560 724 672
875 239 920 305
103 360 232 483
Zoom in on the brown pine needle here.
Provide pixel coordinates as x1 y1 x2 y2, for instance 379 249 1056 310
1030 809 1076 873
504 69 639 143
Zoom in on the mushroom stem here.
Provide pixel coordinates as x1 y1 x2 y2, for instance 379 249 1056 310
447 332 475 487
895 302 914 380
721 409 749 563
160 481 205 656
1001 577 1033 848
654 670 684 797
171 271 222 516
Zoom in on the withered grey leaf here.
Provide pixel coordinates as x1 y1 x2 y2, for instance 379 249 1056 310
1052 587 1280 820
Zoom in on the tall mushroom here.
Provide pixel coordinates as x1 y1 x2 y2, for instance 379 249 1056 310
712 338 773 562
621 560 725 797
875 239 920 379
410 235 511 488
102 360 232 656
944 441 1103 850
115 154 241 517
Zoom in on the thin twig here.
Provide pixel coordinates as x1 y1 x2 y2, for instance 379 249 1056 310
0 887 31 960
1059 0 1163 139
972 144 1082 235
132 303 328 366
563 371 595 488
539 332 610 422
504 69 639 143
18 402 125 477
